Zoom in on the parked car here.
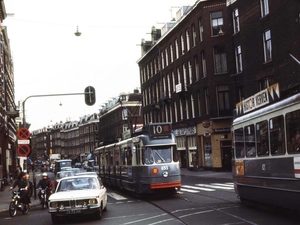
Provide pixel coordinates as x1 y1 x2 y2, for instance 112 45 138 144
48 174 107 224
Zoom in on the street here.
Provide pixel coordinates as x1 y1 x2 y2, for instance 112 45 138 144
1 173 300 225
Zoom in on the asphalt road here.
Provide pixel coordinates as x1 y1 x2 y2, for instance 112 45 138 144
1 173 300 225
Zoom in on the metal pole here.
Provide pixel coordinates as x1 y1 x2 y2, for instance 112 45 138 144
21 91 86 199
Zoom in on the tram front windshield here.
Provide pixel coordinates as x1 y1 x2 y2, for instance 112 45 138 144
144 146 172 164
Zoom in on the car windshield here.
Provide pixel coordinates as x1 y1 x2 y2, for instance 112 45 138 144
143 146 172 164
57 177 99 192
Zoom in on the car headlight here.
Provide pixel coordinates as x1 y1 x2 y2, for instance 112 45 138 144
88 199 98 205
50 202 58 208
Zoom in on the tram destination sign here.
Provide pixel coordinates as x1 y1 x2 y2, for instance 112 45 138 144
148 123 172 140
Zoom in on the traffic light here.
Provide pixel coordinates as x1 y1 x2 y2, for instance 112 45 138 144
84 86 96 106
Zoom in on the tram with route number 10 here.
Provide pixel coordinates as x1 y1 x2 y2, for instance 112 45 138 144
94 122 181 194
232 84 300 210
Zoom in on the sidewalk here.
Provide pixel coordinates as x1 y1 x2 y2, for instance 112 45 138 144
0 168 233 212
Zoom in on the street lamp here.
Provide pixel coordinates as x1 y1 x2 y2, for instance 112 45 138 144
74 26 81 37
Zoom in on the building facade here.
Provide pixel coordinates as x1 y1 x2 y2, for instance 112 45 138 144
0 2 19 179
98 90 143 145
138 0 300 170
138 0 234 170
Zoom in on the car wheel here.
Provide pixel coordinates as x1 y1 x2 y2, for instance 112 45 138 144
94 205 102 220
103 204 107 212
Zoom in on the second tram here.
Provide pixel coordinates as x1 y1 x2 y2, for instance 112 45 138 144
94 122 181 194
232 90 300 211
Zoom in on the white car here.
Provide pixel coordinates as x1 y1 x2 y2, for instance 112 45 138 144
48 174 107 224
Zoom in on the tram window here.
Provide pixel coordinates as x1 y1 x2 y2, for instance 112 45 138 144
286 110 300 154
126 147 132 165
234 128 245 158
115 150 120 165
256 120 269 156
270 116 285 155
244 124 256 157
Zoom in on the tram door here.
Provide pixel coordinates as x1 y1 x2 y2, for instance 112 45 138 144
221 141 232 171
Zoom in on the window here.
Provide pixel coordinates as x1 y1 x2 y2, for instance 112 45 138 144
286 109 300 154
174 101 178 122
235 128 244 158
192 24 196 47
188 61 192 84
197 91 201 117
244 124 256 158
256 120 269 156
270 116 285 155
172 71 176 92
170 43 174 63
217 85 230 111
235 45 243 73
194 56 200 81
165 48 168 67
175 39 179 59
122 109 128 120
233 8 240 34
183 63 187 89
180 99 183 120
167 74 171 97
263 30 272 62
186 29 190 51
258 78 272 90
161 50 165 69
201 51 207 78
260 0 269 18
211 11 223 36
214 46 227 74
204 88 209 115
191 95 195 118
198 18 203 42
181 34 185 54
185 97 189 119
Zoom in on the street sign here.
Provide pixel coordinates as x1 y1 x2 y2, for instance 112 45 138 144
17 127 31 140
17 144 31 157
18 139 30 144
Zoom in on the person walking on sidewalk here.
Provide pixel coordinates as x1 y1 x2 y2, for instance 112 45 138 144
25 173 33 207
9 172 30 208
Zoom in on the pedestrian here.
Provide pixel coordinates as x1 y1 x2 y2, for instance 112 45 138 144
25 173 33 207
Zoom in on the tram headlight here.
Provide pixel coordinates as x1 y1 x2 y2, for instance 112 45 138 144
152 167 159 174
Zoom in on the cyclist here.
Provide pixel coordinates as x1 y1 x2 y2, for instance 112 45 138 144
37 173 53 203
9 172 30 208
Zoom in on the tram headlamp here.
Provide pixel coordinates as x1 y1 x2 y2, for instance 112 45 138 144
152 167 159 174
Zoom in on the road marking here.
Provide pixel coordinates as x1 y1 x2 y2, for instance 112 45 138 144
107 192 127 200
181 185 215 192
195 183 234 190
179 188 199 193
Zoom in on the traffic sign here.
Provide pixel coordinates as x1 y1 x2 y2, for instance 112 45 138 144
18 139 30 144
17 128 31 140
17 144 31 157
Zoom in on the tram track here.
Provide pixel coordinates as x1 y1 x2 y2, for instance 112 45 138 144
144 191 259 225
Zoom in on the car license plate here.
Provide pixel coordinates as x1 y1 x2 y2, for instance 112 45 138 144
67 209 81 214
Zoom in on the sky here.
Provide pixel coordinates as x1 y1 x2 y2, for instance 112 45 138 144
3 0 196 131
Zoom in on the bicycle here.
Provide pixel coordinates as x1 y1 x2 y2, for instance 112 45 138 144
9 188 29 217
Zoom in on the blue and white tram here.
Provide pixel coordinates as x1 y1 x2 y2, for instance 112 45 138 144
94 123 181 194
232 92 300 210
